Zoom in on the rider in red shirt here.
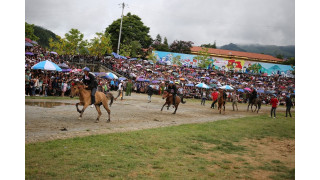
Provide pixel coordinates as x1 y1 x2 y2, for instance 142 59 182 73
270 95 279 118
211 89 219 109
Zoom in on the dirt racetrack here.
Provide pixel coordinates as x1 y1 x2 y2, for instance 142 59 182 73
25 92 291 144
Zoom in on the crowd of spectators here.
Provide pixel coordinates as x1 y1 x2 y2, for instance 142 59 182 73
25 44 295 106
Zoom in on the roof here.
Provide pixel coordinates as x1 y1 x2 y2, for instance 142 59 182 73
190 46 283 63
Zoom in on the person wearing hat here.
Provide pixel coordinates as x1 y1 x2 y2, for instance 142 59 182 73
82 67 98 108
211 88 219 109
115 80 124 101
270 94 279 118
167 81 177 107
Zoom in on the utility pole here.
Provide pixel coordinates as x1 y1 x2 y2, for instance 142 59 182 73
117 2 126 55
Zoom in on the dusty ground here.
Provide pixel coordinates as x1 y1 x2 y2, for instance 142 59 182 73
25 92 291 144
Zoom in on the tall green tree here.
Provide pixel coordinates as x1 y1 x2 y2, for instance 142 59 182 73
105 13 152 51
25 22 39 41
88 32 112 57
130 41 142 57
33 25 58 47
64 28 84 54
194 48 211 68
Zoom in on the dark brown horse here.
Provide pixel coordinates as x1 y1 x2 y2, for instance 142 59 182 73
161 91 183 114
247 95 262 113
217 89 225 114
70 82 114 123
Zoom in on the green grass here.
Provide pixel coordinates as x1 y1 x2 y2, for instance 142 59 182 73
26 113 295 179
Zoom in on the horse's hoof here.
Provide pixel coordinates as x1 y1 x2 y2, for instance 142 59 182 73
95 120 99 123
107 119 110 123
78 117 82 120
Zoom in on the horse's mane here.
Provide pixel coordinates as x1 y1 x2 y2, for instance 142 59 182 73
75 81 84 86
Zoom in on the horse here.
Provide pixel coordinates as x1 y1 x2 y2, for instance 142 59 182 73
70 82 114 123
247 94 262 113
217 89 225 114
161 91 184 114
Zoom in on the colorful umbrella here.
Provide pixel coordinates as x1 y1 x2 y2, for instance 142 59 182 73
237 89 244 92
244 87 252 91
185 84 194 87
25 42 33 47
31 60 62 71
25 52 34 55
106 72 118 79
196 83 210 89
119 77 127 81
50 51 58 55
220 85 234 90
152 80 160 83
137 78 145 82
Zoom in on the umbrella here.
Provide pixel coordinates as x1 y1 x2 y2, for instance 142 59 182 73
57 63 69 69
244 87 252 91
106 72 118 79
220 85 234 90
25 52 34 55
50 51 58 55
62 68 72 72
31 41 38 45
137 78 145 82
237 89 244 92
25 37 32 43
210 79 218 82
119 77 127 81
25 42 33 47
196 83 210 89
185 84 194 87
31 60 62 71
98 72 107 77
210 84 218 88
136 64 142 67
265 90 276 94
257 89 265 93
152 80 160 83
179 78 186 81
144 79 150 82
157 77 164 80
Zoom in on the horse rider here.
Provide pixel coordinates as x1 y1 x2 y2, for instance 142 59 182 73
223 89 227 105
82 67 98 108
167 81 177 107
250 88 257 102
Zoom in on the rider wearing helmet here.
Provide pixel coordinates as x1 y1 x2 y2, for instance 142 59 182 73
250 88 257 102
167 81 177 106
82 67 98 108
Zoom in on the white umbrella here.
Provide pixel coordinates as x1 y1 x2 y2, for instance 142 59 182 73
220 85 234 90
31 60 62 71
196 83 210 89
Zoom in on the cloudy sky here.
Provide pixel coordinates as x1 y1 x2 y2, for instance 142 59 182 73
25 0 295 46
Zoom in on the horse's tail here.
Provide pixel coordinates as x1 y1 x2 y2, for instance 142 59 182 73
106 92 114 107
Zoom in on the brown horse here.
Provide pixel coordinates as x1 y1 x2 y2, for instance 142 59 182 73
217 89 225 114
161 91 183 114
70 82 114 123
247 96 262 113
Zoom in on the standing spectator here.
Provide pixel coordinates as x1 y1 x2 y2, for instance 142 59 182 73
211 89 218 109
231 90 239 111
61 80 68 97
126 79 132 96
115 80 124 101
25 71 31 96
147 84 153 103
270 95 279 118
201 90 206 106
285 95 293 117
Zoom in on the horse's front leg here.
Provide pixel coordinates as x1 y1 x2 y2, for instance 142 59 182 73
253 105 257 112
79 103 89 120
161 103 167 111
76 102 84 113
247 104 250 111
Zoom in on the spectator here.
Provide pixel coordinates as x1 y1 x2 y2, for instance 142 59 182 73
270 95 279 118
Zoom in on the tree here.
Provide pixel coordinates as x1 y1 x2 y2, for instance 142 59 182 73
119 40 132 57
147 51 157 65
169 40 193 54
105 13 152 51
201 41 217 49
172 55 182 66
49 35 68 55
276 54 284 59
64 29 84 54
25 22 39 41
130 41 142 57
88 32 112 57
163 37 169 46
194 48 211 68
33 25 58 47
151 35 169 52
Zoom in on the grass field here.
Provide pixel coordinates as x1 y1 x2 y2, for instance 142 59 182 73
26 113 294 179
